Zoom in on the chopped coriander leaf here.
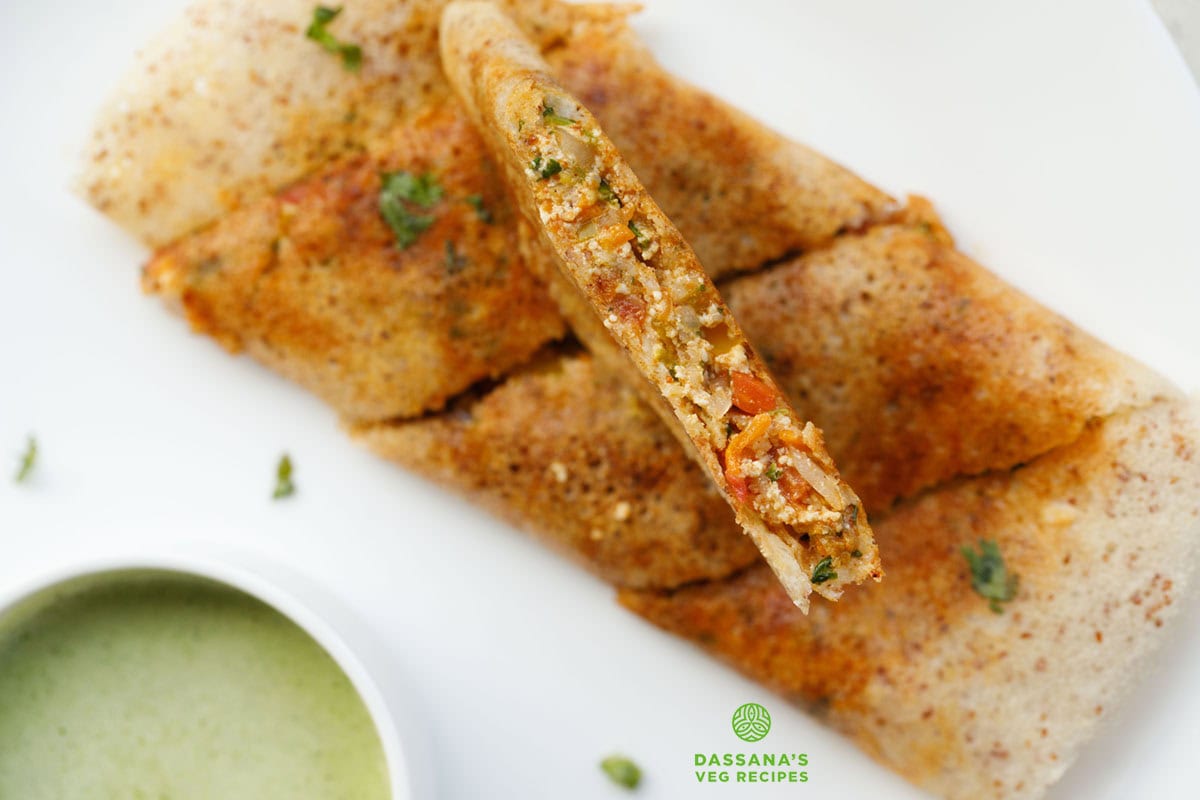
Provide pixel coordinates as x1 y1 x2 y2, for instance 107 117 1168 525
444 240 467 274
273 454 296 500
379 201 433 248
597 178 619 206
465 194 493 223
600 755 641 790
764 462 782 481
531 156 562 180
811 556 837 585
541 102 575 127
383 171 443 207
339 43 362 71
311 6 338 24
851 549 863 558
305 6 363 71
961 539 1018 613
628 220 651 247
14 436 37 484
379 171 443 248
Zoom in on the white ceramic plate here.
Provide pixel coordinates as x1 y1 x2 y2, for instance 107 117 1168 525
1 0 1197 797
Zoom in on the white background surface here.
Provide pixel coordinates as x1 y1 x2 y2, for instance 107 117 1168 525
1 1 1198 797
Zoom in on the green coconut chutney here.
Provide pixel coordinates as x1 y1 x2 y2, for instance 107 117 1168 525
0 570 390 799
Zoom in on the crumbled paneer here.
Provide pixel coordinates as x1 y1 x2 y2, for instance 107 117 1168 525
715 343 749 371
697 304 724 327
753 479 840 528
666 272 698 302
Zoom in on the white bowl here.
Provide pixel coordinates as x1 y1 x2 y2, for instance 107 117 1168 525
0 549 431 800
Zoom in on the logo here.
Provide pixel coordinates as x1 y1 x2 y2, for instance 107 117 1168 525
696 705 806 786
731 702 772 742
694 703 808 785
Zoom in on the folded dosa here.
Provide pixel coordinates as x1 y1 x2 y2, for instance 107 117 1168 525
353 209 1191 797
726 201 1171 510
439 0 880 610
357 212 1172 570
97 0 890 421
622 398 1200 800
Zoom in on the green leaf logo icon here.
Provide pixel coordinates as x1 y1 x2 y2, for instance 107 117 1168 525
731 702 772 742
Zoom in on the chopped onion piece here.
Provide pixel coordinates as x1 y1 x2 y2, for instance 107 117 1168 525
707 385 733 421
677 305 700 333
789 449 846 510
556 128 595 168
575 206 624 240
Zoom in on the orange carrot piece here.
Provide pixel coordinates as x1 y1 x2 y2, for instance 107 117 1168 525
731 371 780 415
723 412 774 502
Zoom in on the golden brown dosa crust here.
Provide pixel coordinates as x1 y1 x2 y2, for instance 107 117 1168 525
727 201 1174 510
352 350 761 589
143 104 565 421
620 398 1200 800
108 0 892 421
356 212 1176 579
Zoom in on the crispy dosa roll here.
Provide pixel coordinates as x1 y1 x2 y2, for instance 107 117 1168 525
440 0 880 610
